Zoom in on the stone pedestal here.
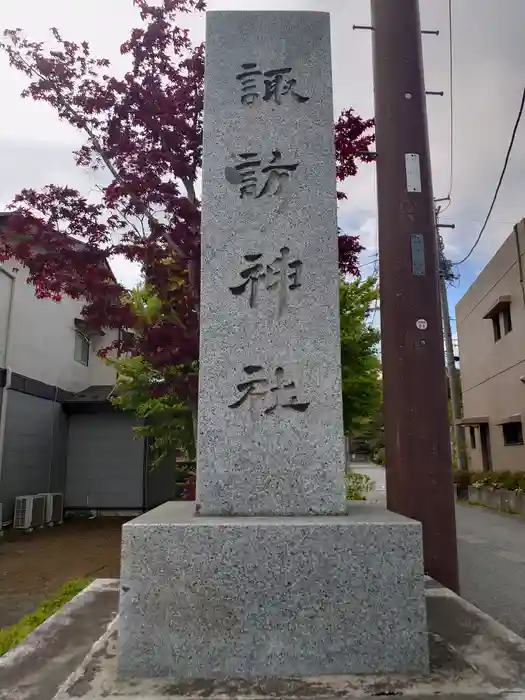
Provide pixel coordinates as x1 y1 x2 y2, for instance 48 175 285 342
117 11 430 680
118 502 429 678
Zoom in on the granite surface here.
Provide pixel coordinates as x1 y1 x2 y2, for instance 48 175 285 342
118 502 429 679
197 11 346 516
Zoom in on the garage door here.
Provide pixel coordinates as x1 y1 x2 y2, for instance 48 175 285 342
66 413 144 509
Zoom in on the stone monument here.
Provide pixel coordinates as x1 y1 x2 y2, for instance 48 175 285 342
118 11 429 679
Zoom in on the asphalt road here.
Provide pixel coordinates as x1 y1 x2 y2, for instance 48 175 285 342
456 501 525 639
351 463 525 639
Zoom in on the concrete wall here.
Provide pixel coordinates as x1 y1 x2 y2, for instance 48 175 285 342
456 219 525 473
0 260 116 393
0 389 68 521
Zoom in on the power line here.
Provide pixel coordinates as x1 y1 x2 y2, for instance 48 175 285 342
439 0 455 214
452 86 525 266
441 216 518 226
359 256 378 269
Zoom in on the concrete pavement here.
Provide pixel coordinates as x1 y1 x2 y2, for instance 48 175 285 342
0 579 119 700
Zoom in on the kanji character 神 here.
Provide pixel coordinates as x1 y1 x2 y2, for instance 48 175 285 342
229 247 302 317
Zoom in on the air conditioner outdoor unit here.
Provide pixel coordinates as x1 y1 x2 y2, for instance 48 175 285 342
13 494 46 531
41 493 64 525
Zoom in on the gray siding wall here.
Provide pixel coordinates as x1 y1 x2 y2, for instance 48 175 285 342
0 389 68 521
65 413 144 509
146 454 185 509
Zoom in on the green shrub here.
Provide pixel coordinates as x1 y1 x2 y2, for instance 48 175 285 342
373 447 385 466
471 470 525 492
0 578 91 657
452 470 472 489
345 471 375 500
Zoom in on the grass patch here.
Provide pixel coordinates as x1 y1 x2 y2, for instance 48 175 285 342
0 577 92 657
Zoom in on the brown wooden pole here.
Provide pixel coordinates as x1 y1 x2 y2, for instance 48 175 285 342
370 0 459 592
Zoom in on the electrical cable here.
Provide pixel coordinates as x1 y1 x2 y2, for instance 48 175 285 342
452 86 525 266
440 0 455 214
359 256 378 270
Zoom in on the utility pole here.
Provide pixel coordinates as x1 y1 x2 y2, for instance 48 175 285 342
371 0 459 591
439 275 468 471
436 218 468 473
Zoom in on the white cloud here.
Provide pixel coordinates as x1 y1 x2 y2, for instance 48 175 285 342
108 254 142 290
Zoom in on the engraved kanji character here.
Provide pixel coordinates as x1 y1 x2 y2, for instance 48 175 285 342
225 150 299 199
228 366 310 414
236 62 263 105
258 150 299 198
265 366 310 414
229 253 265 308
263 68 310 105
229 247 303 316
266 247 302 317
228 365 268 409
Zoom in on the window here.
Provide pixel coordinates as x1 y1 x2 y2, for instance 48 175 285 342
74 331 90 366
492 315 501 342
503 307 512 335
469 426 476 449
502 421 523 446
484 297 512 343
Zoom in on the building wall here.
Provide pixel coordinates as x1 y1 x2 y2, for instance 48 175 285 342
0 259 119 521
0 260 116 392
65 413 144 509
456 219 525 473
0 268 13 369
0 390 68 521
89 331 119 387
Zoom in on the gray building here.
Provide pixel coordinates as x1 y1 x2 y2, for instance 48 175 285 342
0 217 177 522
456 218 525 473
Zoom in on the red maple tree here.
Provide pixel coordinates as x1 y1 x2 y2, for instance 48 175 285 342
0 0 375 403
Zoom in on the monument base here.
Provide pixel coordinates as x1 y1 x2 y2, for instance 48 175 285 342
118 502 429 679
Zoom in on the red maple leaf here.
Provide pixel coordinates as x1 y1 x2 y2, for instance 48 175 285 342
0 1 375 404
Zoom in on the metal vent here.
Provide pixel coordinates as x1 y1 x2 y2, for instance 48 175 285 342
48 493 64 524
14 495 47 530
32 496 45 526
13 497 28 529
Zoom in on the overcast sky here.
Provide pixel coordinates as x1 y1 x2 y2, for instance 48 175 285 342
1 0 525 323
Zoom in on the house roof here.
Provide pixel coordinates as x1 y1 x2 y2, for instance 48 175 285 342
457 416 489 426
496 413 522 425
65 385 115 404
62 384 119 415
0 211 117 283
482 295 512 320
